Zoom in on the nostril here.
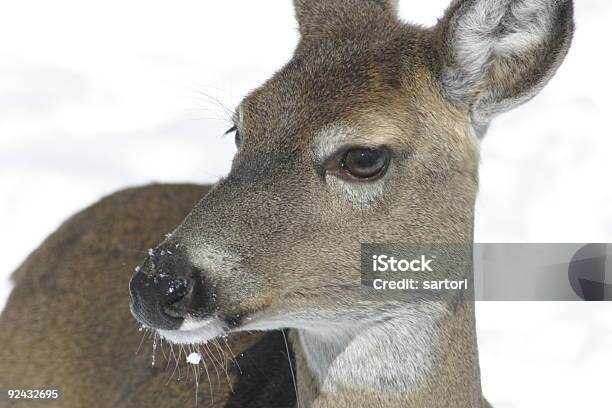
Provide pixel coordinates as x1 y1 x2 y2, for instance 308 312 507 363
165 277 191 306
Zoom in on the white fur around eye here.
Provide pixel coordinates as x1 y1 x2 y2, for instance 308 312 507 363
313 123 389 208
313 124 356 166
326 174 385 208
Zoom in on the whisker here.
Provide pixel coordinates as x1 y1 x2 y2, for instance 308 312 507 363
221 337 242 374
165 341 174 370
282 330 300 408
177 346 184 381
191 358 199 408
209 340 233 391
192 345 214 405
166 356 180 386
201 344 221 387
135 327 148 355
159 337 168 363
151 332 158 366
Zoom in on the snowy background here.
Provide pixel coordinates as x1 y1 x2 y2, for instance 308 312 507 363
1 1 611 406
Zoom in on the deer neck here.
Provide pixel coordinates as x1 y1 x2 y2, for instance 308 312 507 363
290 300 484 407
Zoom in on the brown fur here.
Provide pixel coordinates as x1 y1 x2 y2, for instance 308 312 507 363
0 184 296 407
1 0 573 407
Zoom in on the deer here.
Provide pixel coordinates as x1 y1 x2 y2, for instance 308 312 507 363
0 0 574 407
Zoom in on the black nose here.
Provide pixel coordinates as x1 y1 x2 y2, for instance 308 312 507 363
129 270 192 330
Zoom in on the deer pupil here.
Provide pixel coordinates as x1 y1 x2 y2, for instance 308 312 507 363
343 148 386 178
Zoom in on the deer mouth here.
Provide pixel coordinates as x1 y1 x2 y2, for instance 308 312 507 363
157 316 228 345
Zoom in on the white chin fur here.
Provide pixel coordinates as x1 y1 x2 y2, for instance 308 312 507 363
157 317 226 345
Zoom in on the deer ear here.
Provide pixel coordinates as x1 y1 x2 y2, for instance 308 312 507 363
293 0 398 42
433 0 574 137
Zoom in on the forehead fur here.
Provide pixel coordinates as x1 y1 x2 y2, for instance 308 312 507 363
238 22 444 151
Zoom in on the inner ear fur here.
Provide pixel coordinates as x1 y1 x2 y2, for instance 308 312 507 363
433 0 574 136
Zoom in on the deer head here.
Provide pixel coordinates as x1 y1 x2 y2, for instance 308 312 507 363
129 0 572 402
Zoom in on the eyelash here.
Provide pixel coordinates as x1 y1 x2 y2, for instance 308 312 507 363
225 126 241 148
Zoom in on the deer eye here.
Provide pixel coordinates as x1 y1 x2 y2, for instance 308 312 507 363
339 147 390 180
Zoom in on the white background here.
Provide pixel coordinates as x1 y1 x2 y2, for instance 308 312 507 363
1 1 611 406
